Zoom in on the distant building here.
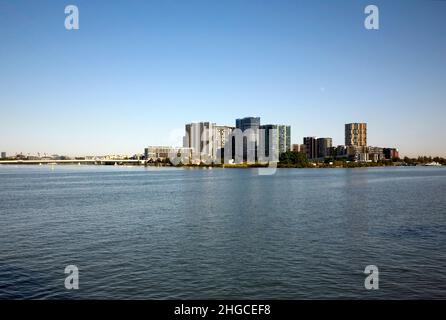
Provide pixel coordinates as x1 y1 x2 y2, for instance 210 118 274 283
278 125 291 154
331 145 348 159
292 144 306 153
144 146 171 160
236 117 260 132
144 146 192 163
215 125 234 159
260 124 291 156
368 146 385 162
347 145 368 161
184 122 217 163
301 137 333 160
357 152 369 162
104 154 130 160
345 145 384 162
1 152 6 159
345 123 367 147
303 137 318 160
383 148 399 160
235 117 261 163
317 138 333 158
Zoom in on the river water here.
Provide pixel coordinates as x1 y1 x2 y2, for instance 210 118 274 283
0 165 445 299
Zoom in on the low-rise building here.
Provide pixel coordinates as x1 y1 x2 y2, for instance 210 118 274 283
104 154 130 160
144 146 172 161
347 145 368 162
292 144 306 153
330 145 348 159
368 146 385 162
144 146 193 164
383 148 399 160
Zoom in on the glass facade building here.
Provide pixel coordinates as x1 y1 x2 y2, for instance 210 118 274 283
260 124 291 157
235 117 261 163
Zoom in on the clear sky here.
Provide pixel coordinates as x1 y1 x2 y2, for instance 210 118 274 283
0 0 445 157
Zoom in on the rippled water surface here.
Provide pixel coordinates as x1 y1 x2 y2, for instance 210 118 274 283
1 165 446 299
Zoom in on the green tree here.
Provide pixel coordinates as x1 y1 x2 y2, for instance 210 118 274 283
279 151 310 168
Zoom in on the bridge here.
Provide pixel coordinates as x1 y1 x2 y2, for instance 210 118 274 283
0 159 148 165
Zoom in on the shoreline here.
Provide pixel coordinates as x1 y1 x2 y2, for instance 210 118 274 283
0 162 441 169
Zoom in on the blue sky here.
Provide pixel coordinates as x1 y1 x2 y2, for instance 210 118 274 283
0 0 445 157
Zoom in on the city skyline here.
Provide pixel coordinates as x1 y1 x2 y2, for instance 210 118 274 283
0 119 396 163
1 0 446 157
0 115 433 159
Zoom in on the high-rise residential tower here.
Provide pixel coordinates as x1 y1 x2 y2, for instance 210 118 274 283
215 125 234 159
260 124 291 157
234 117 260 162
317 137 333 158
303 137 318 160
184 122 217 163
235 117 260 132
345 123 367 147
